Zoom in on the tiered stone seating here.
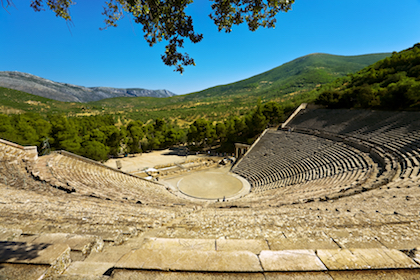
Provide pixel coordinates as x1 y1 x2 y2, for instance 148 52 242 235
2 106 420 278
288 108 420 183
32 151 194 206
232 130 374 202
0 140 38 191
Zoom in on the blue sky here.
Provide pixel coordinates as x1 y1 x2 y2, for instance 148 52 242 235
1 0 420 95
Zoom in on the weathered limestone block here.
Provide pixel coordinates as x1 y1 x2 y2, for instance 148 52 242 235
43 245 72 279
268 238 339 250
216 239 269 254
259 250 327 271
0 263 49 280
141 238 215 251
84 246 132 264
62 261 113 276
20 224 45 235
110 270 266 279
317 248 419 270
375 235 420 251
0 241 71 279
264 272 333 280
332 237 385 249
14 234 39 243
116 248 262 272
0 227 22 241
317 249 370 270
31 233 104 256
0 241 70 265
350 248 419 269
328 269 420 280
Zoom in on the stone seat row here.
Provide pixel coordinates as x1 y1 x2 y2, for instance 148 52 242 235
40 152 202 206
233 131 372 196
288 108 420 172
236 133 333 174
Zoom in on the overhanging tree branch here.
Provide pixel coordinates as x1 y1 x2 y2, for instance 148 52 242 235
9 0 295 73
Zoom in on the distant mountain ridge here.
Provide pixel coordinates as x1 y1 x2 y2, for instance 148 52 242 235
0 71 176 103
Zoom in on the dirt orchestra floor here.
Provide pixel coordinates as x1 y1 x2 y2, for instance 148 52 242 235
165 167 244 200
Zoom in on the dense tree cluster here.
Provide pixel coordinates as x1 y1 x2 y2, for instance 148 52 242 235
0 114 185 161
315 44 420 110
0 101 284 161
187 101 283 150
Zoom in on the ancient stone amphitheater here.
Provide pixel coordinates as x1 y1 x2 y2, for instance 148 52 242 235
1 105 420 279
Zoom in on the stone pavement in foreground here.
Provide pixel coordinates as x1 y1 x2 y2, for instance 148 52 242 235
1 231 420 279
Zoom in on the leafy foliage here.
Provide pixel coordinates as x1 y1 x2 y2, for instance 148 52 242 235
315 43 420 110
0 98 283 160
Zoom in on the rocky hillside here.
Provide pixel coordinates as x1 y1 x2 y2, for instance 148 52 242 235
0 71 176 103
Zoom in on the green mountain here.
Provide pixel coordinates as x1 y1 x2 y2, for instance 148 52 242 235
0 52 391 123
182 53 391 100
315 43 420 110
0 87 83 115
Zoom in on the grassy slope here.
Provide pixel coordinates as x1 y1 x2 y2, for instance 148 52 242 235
184 53 392 100
0 52 391 124
92 53 390 123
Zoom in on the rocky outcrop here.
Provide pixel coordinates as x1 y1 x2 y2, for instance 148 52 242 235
0 71 176 102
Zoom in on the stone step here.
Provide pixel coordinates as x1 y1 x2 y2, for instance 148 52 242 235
260 249 327 271
0 241 71 278
12 232 104 256
115 248 262 272
2 239 420 277
317 248 419 270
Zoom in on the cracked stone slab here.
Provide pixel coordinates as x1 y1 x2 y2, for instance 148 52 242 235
110 270 266 279
268 238 339 250
328 269 420 280
259 250 327 271
375 236 420 251
115 248 262 272
0 241 70 265
318 248 419 270
350 248 419 269
0 263 49 280
141 238 215 251
63 261 113 276
84 246 132 263
264 272 333 279
317 249 370 270
332 237 385 249
14 234 39 243
31 233 102 253
216 239 268 254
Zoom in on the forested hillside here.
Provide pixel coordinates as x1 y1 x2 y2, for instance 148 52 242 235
315 44 420 110
185 53 391 100
0 101 283 160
